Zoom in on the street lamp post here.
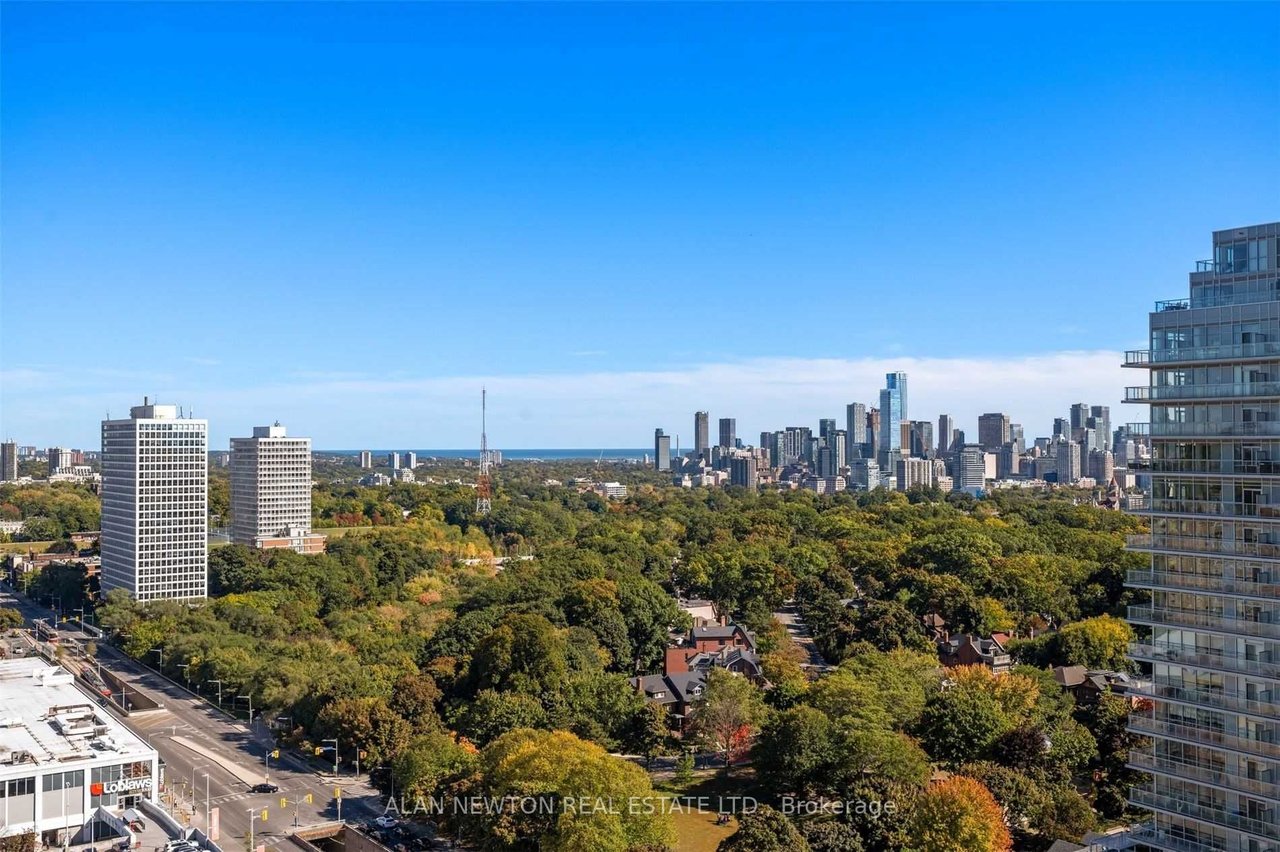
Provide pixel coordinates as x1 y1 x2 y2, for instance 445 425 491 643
207 679 223 705
150 647 164 670
190 764 208 819
61 776 72 851
246 807 263 851
237 695 253 726
178 663 192 688
203 772 211 833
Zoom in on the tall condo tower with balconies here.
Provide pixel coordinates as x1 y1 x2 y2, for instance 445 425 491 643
1123 222 1280 852
101 399 208 601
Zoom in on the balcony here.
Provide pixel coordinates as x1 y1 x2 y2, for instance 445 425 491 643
1144 422 1280 439
1156 298 1193 312
1129 680 1280 721
1127 568 1280 599
1144 459 1280 477
1145 498 1280 519
1124 342 1280 369
1128 748 1280 802
1129 605 1280 641
1128 642 1280 681
1125 532 1280 561
1130 786 1280 842
1128 714 1280 761
1130 824 1276 852
1125 382 1280 404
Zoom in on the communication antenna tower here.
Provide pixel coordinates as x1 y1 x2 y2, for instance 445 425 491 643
476 387 492 515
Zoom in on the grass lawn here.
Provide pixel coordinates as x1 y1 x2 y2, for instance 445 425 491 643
670 805 736 852
0 540 54 555
657 770 754 852
311 525 376 538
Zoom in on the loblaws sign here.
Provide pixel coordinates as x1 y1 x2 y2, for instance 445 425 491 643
90 778 153 796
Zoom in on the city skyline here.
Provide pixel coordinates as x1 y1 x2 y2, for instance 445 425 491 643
6 350 1130 451
3 3 1278 448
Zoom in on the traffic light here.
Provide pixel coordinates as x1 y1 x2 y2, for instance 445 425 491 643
358 750 366 759
260 809 268 821
280 797 287 809
271 750 280 758
334 787 341 799
304 794 313 804
313 747 324 755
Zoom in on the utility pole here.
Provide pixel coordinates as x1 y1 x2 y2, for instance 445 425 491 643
204 772 211 832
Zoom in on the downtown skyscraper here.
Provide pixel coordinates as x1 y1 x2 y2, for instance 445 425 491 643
694 411 710 460
878 371 907 466
1124 222 1280 852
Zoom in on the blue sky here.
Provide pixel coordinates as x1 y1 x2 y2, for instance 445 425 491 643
3 2 1278 449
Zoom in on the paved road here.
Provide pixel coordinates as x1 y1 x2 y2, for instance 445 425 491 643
1 585 392 852
772 604 830 670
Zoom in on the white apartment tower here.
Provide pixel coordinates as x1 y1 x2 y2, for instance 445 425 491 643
101 399 208 601
230 423 324 554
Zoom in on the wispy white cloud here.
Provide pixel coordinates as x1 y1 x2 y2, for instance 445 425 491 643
1 350 1131 448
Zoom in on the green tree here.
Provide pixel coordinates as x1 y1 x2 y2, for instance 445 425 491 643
753 706 837 798
1052 615 1135 671
717 806 810 852
455 690 548 746
457 728 674 852
692 669 768 769
390 731 478 801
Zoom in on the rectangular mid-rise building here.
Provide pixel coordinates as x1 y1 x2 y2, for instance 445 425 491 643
230 423 325 554
1123 222 1280 852
100 399 207 601
1 440 16 481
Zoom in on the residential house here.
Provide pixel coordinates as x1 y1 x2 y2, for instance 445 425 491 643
939 634 1012 675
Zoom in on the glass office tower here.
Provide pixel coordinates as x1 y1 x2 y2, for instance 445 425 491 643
1124 222 1280 852
879 371 907 467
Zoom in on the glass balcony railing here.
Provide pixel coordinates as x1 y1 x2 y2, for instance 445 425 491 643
1129 787 1280 843
1156 298 1193 312
1129 605 1280 641
1125 342 1280 368
1128 748 1280 802
1144 422 1280 438
1126 383 1280 403
1146 498 1280 519
1128 714 1280 761
1129 680 1280 720
1127 642 1280 681
1143 459 1280 476
1127 568 1280 598
1129 824 1273 852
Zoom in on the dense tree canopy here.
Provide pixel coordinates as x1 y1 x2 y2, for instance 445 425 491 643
79 469 1147 852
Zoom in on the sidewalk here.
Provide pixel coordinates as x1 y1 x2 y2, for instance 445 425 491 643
170 736 266 787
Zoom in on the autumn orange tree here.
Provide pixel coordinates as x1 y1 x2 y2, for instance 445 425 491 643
905 775 1012 852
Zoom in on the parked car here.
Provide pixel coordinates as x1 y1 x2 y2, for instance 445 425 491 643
374 816 398 828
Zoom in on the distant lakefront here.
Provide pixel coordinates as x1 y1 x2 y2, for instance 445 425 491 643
318 449 651 462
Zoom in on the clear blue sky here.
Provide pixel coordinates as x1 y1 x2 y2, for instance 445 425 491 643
3 2 1277 448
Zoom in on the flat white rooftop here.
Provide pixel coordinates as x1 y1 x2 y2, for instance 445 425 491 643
0 659 152 768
